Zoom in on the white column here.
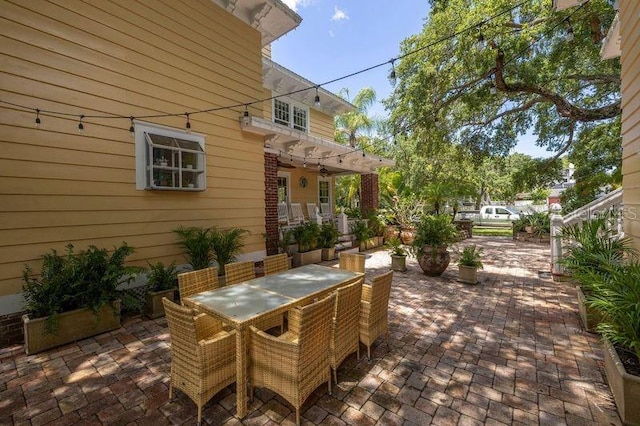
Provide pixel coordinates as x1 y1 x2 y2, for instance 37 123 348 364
337 210 349 235
550 214 564 275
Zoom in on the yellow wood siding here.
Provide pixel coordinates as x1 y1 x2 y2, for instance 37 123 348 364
310 109 336 140
287 168 334 220
621 1 640 251
0 0 267 297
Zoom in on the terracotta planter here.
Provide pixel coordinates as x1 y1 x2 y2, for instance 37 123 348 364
23 300 121 355
417 245 450 277
292 249 322 267
390 255 407 272
321 247 336 261
384 225 400 241
145 288 176 319
602 338 640 425
400 228 415 245
577 286 602 333
458 265 478 284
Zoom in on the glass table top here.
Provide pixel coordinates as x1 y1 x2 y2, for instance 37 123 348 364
246 264 361 299
187 283 293 322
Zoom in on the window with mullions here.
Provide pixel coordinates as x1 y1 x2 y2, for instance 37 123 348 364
318 178 330 205
134 122 206 191
273 97 308 132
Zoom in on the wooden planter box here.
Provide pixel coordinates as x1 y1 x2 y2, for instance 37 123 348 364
603 338 640 425
577 286 602 333
365 238 377 250
458 265 479 284
321 247 336 261
23 300 121 355
292 249 322 267
145 288 176 319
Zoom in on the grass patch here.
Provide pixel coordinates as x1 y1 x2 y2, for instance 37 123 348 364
472 227 513 237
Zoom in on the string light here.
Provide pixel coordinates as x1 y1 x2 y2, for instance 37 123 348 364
477 31 486 50
565 25 574 42
303 158 307 168
389 59 397 85
244 104 249 117
338 156 342 164
489 75 497 94
314 87 320 107
362 151 366 158
0 0 538 135
129 117 135 136
34 109 41 127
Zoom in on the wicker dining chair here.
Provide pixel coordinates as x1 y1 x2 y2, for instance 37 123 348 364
177 267 220 300
224 261 256 285
359 270 394 359
162 298 236 425
339 252 365 273
249 293 336 425
226 260 284 333
263 253 289 276
330 277 364 383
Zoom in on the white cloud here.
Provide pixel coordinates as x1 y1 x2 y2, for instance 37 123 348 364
329 30 335 37
331 5 348 21
281 0 314 12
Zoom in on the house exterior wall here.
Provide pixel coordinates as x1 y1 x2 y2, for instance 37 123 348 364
309 109 336 140
0 1 266 314
620 1 640 250
287 168 334 219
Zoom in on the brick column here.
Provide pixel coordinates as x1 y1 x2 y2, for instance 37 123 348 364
264 152 279 255
360 173 379 216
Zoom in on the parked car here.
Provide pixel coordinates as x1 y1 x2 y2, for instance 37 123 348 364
455 206 521 227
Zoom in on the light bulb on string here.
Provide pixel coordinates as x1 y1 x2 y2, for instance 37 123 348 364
314 87 320 107
389 59 397 86
78 115 84 133
362 151 366 158
565 26 574 42
129 117 135 136
244 104 249 117
477 32 486 50
338 156 342 164
35 109 41 128
185 113 191 132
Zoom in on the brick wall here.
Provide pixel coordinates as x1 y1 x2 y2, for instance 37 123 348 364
264 152 279 255
360 173 379 216
0 312 24 347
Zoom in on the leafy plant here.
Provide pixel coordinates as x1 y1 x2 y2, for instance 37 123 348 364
318 223 340 249
458 245 483 269
587 261 640 361
210 227 248 276
410 214 460 259
351 219 373 242
292 222 321 253
279 229 295 255
559 213 636 291
366 212 385 237
524 211 551 236
22 243 137 334
146 261 178 292
386 237 407 256
173 226 213 270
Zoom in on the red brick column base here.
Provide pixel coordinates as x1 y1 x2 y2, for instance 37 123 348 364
264 152 279 255
360 173 379 216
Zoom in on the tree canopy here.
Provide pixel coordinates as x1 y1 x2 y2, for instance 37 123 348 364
386 0 620 161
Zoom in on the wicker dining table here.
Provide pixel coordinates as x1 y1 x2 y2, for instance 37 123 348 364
183 263 363 418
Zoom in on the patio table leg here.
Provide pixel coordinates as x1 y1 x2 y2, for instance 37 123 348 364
236 323 248 418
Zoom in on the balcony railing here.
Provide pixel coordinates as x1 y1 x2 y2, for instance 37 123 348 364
550 188 624 275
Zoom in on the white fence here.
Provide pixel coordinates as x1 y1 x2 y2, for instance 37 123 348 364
550 188 624 275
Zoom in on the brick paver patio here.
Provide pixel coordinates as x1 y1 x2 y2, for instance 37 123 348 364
0 237 622 425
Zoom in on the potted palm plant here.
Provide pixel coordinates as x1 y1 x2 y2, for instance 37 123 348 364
144 261 178 318
410 214 459 276
22 243 136 355
291 222 322 267
352 219 373 252
318 222 340 261
457 245 483 284
210 227 248 278
586 261 640 425
386 237 407 272
173 226 214 270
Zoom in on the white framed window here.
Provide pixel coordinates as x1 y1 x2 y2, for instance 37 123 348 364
134 121 206 191
272 96 309 132
318 176 331 206
277 171 291 204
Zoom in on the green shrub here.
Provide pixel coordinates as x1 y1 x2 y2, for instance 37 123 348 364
146 261 178 292
211 227 248 276
318 223 340 249
410 214 459 258
173 226 213 270
458 245 483 268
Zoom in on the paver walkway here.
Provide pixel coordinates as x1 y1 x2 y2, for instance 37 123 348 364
0 237 621 425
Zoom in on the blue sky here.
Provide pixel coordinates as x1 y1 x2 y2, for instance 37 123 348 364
272 0 550 158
